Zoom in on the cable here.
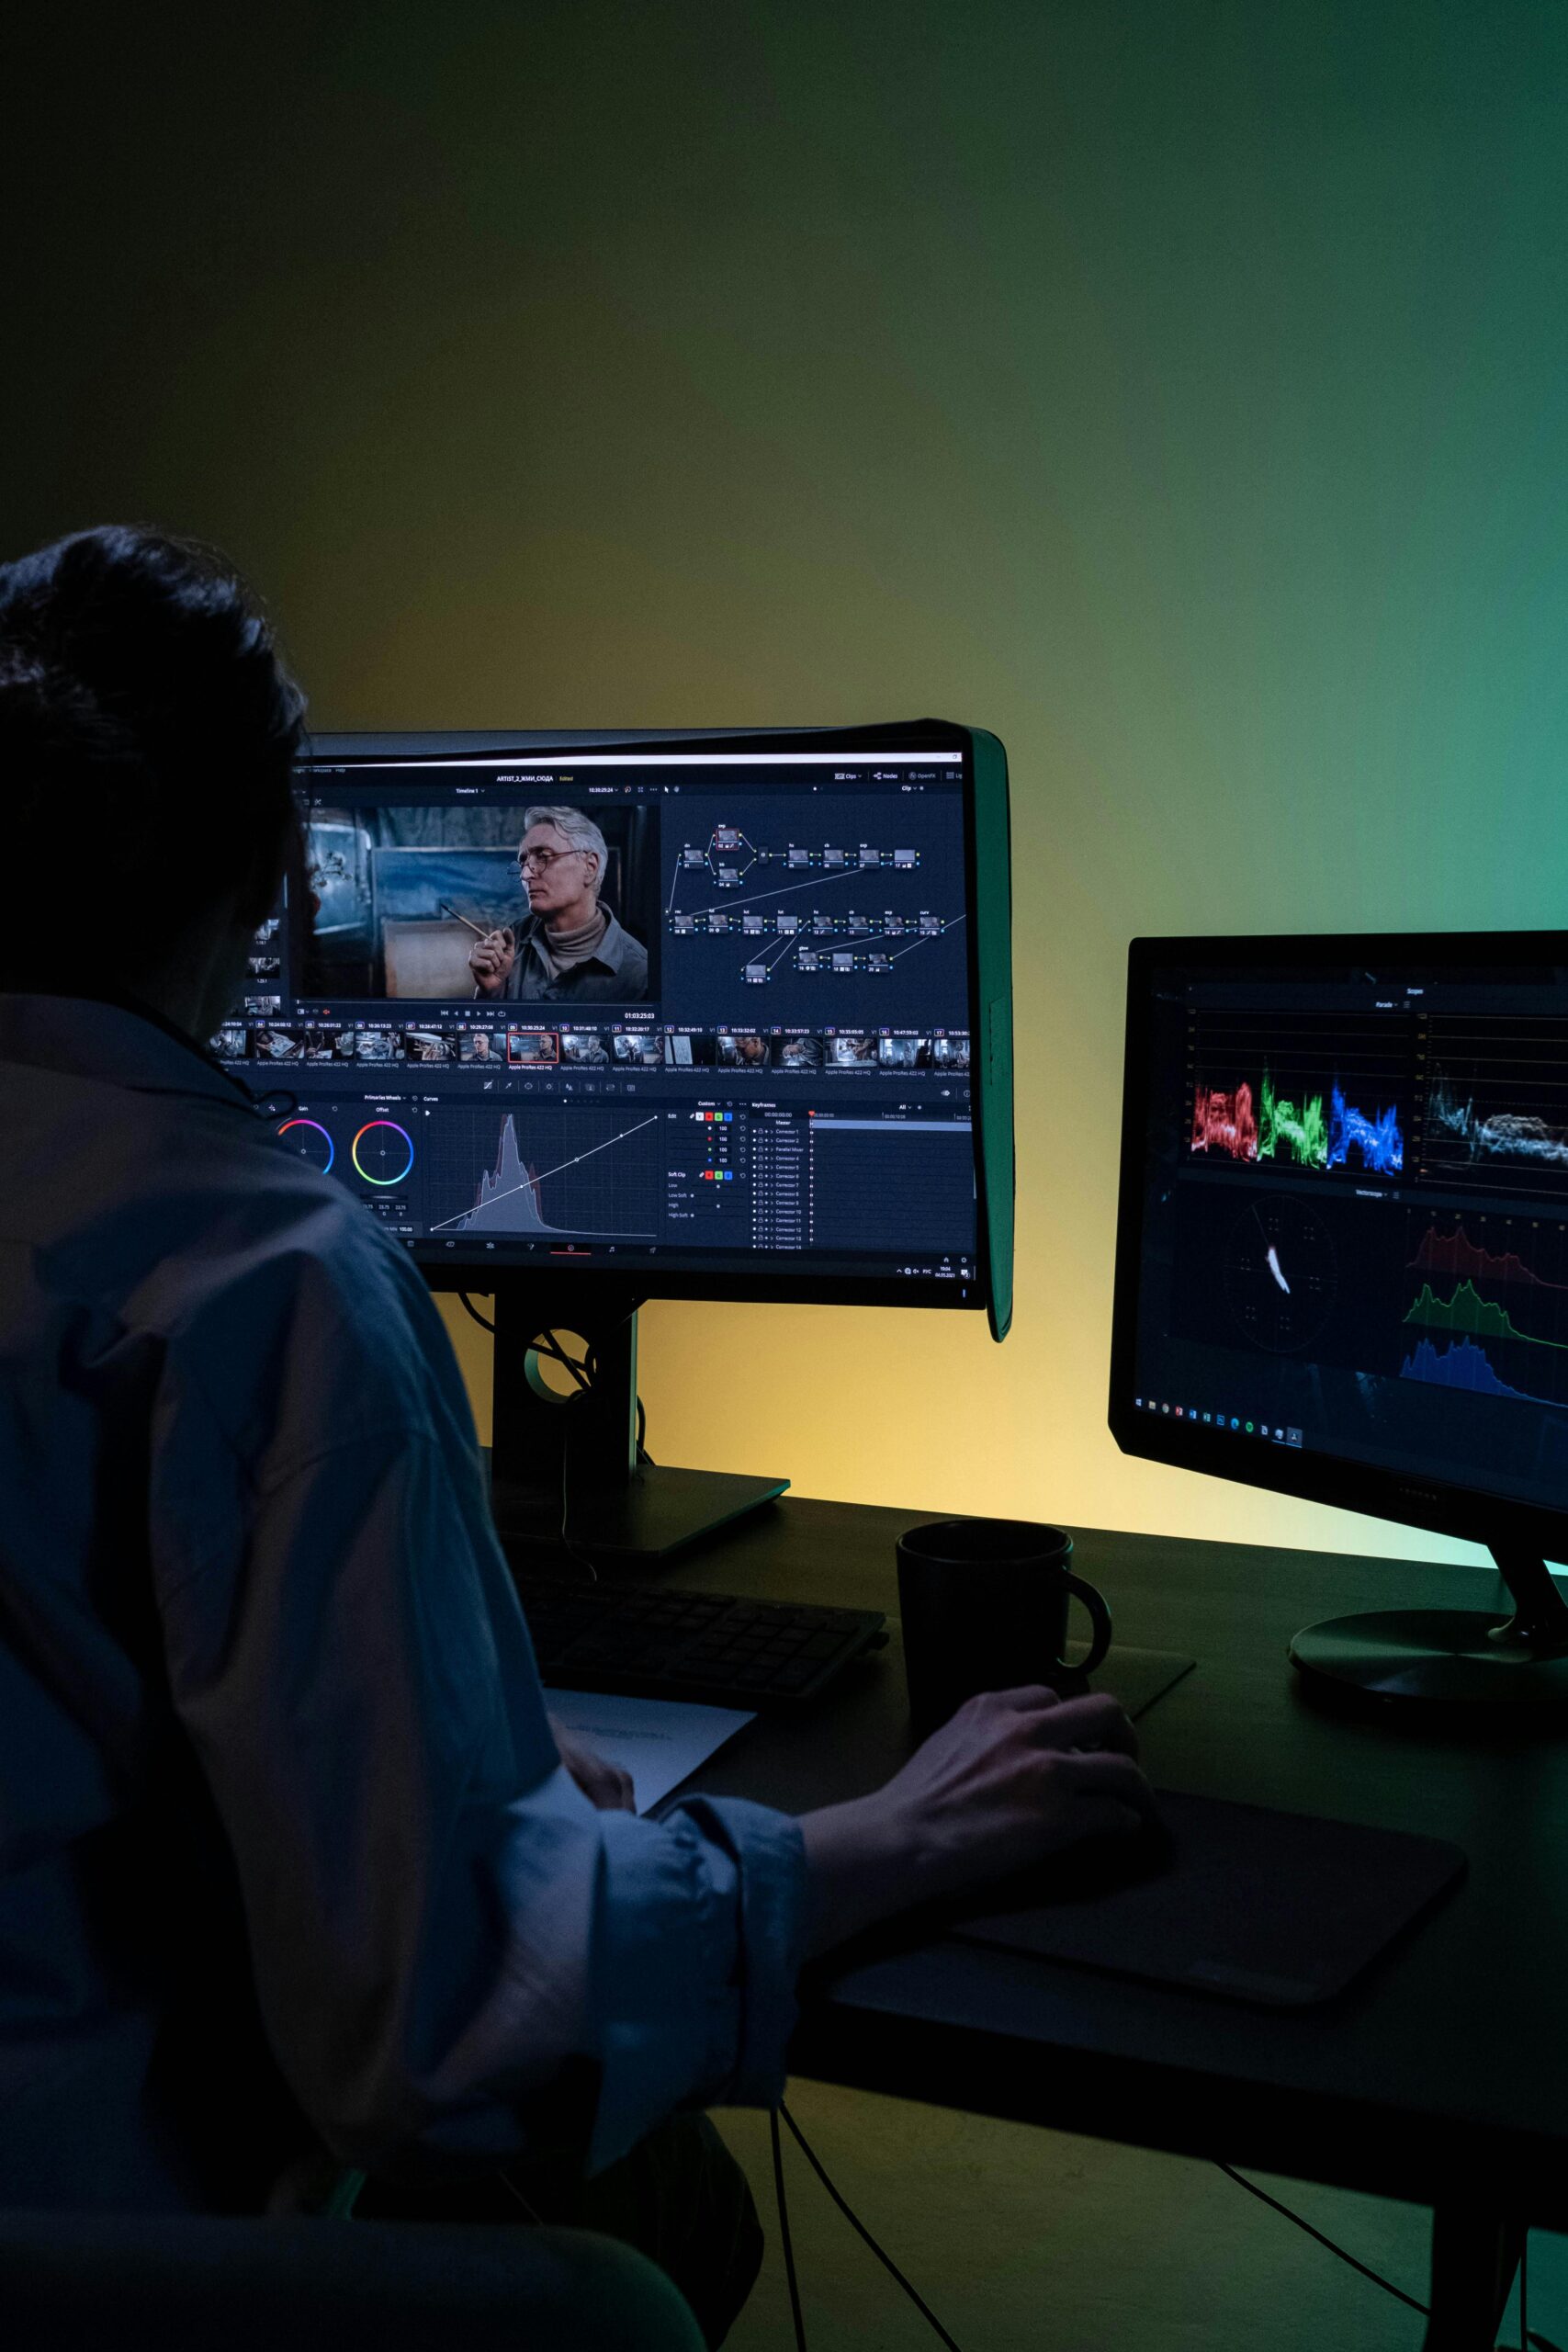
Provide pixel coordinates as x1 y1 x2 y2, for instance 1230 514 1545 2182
1222 2165 1563 2348
1217 2165 1428 2316
497 2168 545 2224
771 2109 807 2352
457 1294 590 1388
457 1295 645 1434
554 1374 601 1585
541 1329 592 1390
457 1295 595 1575
324 2165 365 2220
458 1296 652 1548
778 2101 964 2352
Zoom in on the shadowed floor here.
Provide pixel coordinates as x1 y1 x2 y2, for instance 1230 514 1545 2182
716 2081 1563 2351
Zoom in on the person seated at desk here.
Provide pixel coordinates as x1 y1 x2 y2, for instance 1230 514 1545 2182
0 526 1151 2347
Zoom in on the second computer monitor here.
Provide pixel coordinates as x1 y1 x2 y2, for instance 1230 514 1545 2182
1111 930 1568 1564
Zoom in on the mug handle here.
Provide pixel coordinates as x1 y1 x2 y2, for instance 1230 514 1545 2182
1064 1573 1112 1676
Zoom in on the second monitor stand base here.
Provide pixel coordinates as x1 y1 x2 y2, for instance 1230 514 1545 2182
1290 1609 1568 1716
494 1464 789 1566
1291 1544 1568 1719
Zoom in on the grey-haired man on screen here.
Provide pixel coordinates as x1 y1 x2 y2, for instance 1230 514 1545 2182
470 806 649 1004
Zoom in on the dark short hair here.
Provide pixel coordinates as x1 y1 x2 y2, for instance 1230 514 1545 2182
0 526 304 990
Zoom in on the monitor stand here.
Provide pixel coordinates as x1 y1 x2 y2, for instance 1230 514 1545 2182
1290 1545 1568 1717
487 1289 788 1566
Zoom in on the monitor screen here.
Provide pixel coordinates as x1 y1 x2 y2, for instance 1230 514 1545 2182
220 729 1002 1311
1110 933 1568 1552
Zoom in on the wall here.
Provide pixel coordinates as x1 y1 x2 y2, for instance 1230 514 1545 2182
6 0 1567 1566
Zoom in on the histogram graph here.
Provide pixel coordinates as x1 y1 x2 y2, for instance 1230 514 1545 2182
1399 1334 1555 1407
1399 1209 1568 1411
1404 1279 1568 1356
1408 1218 1568 1293
424 1107 666 1239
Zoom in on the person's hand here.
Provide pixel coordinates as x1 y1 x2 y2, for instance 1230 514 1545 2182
799 1686 1153 1955
469 925 516 996
548 1714 637 1812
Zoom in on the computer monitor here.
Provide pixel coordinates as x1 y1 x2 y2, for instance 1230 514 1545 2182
1110 932 1568 1716
225 722 1012 1556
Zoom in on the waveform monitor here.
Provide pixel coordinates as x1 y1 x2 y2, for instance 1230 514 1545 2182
1111 933 1568 1714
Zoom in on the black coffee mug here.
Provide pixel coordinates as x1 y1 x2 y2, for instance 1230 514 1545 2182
897 1518 1113 1739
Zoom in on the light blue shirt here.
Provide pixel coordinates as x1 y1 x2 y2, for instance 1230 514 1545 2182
0 994 805 2210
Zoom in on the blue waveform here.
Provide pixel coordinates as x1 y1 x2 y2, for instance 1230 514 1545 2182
1326 1085 1403 1173
1430 1083 1568 1170
1400 1333 1545 1404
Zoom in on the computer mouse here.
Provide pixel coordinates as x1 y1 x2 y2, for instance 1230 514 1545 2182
945 1801 1175 1927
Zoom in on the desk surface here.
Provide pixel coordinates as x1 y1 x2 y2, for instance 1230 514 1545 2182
659 1497 1568 2223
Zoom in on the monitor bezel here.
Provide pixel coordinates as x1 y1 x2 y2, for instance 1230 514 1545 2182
1109 928 1568 1561
296 722 1012 1325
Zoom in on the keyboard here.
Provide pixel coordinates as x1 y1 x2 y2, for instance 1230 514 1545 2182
517 1576 888 1708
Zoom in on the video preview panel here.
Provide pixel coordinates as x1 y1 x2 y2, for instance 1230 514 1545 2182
299 799 659 1007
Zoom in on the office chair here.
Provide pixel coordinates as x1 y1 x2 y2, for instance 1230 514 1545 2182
0 2209 705 2351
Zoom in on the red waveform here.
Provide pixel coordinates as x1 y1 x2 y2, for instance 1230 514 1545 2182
1408 1221 1568 1291
1191 1080 1258 1160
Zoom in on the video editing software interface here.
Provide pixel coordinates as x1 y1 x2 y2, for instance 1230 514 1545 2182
1124 944 1568 1519
219 746 978 1288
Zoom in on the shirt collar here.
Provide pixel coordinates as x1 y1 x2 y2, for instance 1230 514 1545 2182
0 991 258 1112
520 903 627 971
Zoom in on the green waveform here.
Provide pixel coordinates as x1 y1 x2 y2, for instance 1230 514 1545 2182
1405 1279 1568 1352
1258 1067 1327 1169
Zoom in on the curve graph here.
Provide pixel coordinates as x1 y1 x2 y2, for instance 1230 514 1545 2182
426 1107 662 1239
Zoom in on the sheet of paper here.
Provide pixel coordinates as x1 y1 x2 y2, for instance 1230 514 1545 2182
544 1689 756 1815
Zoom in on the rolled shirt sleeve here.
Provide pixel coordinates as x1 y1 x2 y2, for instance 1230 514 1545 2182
152 1391 807 2179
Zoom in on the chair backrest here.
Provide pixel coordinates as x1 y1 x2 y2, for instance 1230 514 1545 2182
0 2211 705 2352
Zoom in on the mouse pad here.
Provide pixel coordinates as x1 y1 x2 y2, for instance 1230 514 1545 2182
953 1791 1466 2007
1058 1644 1195 1721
